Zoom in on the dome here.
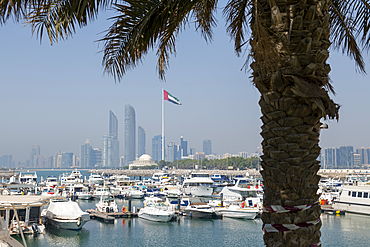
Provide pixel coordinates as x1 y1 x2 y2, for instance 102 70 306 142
139 154 152 161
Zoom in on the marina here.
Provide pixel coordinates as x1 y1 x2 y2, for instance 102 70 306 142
1 169 370 246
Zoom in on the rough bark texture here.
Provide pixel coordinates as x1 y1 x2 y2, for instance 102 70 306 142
250 0 339 246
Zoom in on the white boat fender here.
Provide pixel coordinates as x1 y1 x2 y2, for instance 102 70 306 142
77 217 82 227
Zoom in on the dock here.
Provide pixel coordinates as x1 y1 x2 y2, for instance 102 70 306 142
85 209 138 223
321 205 346 215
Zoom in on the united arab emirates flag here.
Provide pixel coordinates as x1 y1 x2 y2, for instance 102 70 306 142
163 90 181 105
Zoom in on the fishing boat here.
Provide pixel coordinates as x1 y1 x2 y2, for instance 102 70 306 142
96 196 118 213
138 197 175 222
41 199 90 230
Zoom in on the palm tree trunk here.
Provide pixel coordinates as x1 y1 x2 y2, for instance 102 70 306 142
251 0 338 246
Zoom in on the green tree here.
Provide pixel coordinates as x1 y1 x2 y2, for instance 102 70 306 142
1 0 369 246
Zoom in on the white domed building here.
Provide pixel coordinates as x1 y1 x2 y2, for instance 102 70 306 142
129 154 157 169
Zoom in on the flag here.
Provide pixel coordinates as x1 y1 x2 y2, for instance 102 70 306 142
163 90 181 105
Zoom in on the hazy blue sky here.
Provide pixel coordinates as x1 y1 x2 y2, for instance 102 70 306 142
1 7 369 163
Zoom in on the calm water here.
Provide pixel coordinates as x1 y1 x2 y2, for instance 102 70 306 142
13 170 370 247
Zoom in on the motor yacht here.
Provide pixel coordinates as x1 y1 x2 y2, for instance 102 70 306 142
138 197 175 222
88 173 104 186
41 199 90 230
184 202 218 218
96 196 118 213
181 172 215 196
215 203 259 219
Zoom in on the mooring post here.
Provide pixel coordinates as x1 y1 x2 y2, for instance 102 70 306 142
220 193 223 207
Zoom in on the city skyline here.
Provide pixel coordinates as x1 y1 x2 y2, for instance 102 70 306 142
1 9 369 164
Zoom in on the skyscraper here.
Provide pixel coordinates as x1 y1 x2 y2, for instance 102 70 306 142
124 104 136 165
30 146 37 168
109 110 118 139
203 140 212 155
80 140 91 168
103 111 120 168
138 126 146 157
167 142 177 162
180 136 188 157
152 135 163 162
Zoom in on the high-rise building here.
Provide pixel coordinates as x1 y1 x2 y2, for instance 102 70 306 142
152 135 163 162
91 148 102 167
138 126 146 157
62 153 73 168
167 142 177 162
109 110 118 139
30 146 37 168
102 135 119 168
323 146 354 169
356 147 370 165
0 155 12 168
180 136 188 157
80 140 91 168
124 104 136 165
190 147 196 155
102 110 120 168
203 140 212 155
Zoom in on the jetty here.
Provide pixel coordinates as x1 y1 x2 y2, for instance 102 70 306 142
85 209 138 222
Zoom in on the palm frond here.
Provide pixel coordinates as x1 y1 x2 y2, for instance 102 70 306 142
26 0 114 44
100 0 217 81
329 0 369 73
223 0 251 56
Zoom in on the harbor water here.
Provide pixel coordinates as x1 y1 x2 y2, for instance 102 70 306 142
12 170 370 246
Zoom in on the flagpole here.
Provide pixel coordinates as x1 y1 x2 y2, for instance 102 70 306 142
162 89 164 161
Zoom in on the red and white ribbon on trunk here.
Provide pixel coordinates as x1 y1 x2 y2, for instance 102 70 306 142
263 218 321 233
263 202 317 213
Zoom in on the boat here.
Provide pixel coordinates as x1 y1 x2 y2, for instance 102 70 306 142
88 173 104 186
41 199 90 230
96 196 118 213
184 202 218 218
45 176 58 188
181 172 215 196
128 187 144 199
215 204 259 219
332 185 370 215
219 177 263 209
138 197 175 222
92 187 111 198
18 172 38 185
0 216 23 247
59 170 83 185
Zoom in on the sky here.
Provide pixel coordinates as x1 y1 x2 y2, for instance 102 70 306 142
1 6 369 164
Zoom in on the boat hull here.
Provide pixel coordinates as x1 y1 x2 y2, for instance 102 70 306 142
138 210 174 222
216 208 258 219
184 209 217 219
46 217 89 230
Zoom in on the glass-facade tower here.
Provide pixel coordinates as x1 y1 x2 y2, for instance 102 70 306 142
124 105 136 166
203 140 212 155
152 135 162 162
103 110 119 168
138 126 146 157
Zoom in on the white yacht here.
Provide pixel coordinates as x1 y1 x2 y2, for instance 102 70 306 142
59 170 83 185
184 202 218 218
220 177 263 208
215 203 259 219
181 172 215 196
41 199 90 230
45 176 59 188
138 197 175 222
88 173 104 186
93 187 111 198
19 172 38 185
96 196 118 213
332 185 370 215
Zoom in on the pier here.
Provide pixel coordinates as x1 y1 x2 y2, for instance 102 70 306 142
85 209 138 222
